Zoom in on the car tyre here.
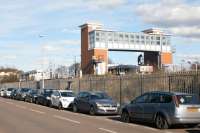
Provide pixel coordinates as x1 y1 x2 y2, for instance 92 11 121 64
155 114 169 129
58 102 63 110
30 98 33 103
73 104 78 113
121 111 130 123
89 106 96 115
36 99 39 104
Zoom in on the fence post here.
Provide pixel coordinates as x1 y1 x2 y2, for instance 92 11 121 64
168 76 171 92
119 75 122 107
140 74 143 95
78 78 80 93
89 77 92 91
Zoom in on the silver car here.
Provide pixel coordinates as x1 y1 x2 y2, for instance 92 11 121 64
121 91 200 129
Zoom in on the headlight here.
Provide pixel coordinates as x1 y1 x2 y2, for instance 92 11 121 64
46 96 51 100
117 103 120 107
96 103 103 107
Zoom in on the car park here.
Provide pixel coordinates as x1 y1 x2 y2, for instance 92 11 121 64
36 89 55 106
121 91 200 129
50 90 75 109
73 91 119 115
15 88 31 101
25 89 39 103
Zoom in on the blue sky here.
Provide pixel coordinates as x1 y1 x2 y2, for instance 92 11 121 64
0 0 200 71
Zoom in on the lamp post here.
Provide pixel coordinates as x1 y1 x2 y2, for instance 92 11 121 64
39 34 47 89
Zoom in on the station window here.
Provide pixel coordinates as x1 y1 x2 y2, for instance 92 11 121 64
96 32 100 36
96 37 100 42
157 41 160 45
130 35 134 38
156 36 160 40
162 42 166 45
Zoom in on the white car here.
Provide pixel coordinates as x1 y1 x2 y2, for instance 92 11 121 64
4 88 15 98
50 90 75 109
0 88 5 97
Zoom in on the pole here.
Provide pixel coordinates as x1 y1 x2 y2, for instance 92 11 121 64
74 56 77 77
196 63 198 73
119 75 122 107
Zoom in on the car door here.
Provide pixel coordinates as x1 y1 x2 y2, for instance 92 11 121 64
51 91 57 106
54 91 61 106
142 93 159 121
130 93 149 120
79 92 90 112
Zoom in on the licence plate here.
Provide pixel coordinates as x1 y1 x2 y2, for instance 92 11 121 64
187 107 199 112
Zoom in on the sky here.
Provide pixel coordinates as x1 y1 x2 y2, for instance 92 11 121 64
0 0 200 71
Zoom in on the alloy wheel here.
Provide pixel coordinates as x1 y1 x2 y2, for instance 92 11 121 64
121 111 130 123
155 115 169 129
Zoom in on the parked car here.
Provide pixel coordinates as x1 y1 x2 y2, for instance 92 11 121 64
10 88 18 99
121 91 200 129
15 88 31 101
50 90 75 109
4 88 15 98
36 89 55 106
0 88 5 97
25 89 39 103
73 91 119 115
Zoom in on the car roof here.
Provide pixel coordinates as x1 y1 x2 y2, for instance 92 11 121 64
57 90 73 92
144 91 195 96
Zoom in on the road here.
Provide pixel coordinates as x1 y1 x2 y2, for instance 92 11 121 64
0 97 199 133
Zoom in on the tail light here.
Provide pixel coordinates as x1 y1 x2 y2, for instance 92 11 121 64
172 95 179 108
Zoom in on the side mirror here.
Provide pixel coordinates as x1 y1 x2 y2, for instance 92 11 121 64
131 100 135 104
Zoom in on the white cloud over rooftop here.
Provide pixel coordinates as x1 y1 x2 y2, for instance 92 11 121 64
135 0 200 39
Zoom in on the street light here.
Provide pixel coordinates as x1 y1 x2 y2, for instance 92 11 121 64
39 34 47 89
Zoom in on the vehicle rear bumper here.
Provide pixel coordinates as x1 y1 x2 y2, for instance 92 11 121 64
171 117 200 124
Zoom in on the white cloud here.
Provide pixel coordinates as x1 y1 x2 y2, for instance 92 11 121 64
0 55 17 60
135 0 200 39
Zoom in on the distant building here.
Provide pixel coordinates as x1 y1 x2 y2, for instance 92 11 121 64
21 70 50 81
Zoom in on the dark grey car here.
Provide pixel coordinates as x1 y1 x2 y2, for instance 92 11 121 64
121 91 200 129
73 91 119 115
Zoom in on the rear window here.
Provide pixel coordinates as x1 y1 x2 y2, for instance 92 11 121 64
21 88 30 92
176 95 200 104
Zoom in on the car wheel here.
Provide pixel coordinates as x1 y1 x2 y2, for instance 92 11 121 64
30 98 33 103
36 100 39 104
58 102 63 110
155 114 169 129
89 106 96 115
121 111 130 123
73 104 78 113
49 101 53 108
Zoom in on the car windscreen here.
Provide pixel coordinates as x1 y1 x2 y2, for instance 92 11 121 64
90 92 110 100
21 88 30 92
31 90 37 94
7 88 14 91
60 92 75 97
44 90 53 96
176 94 200 104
